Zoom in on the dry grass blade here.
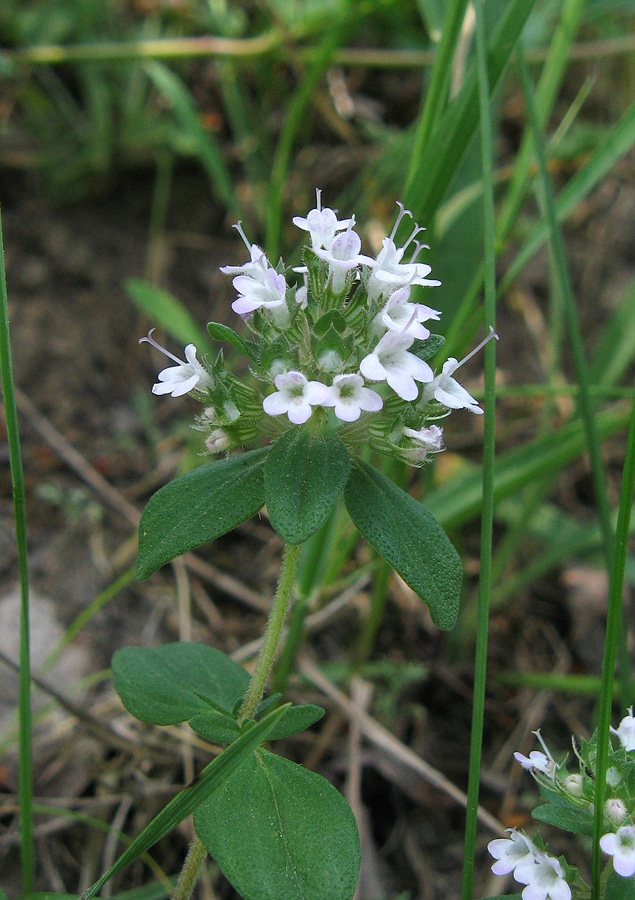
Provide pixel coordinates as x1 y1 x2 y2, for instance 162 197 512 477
298 656 505 835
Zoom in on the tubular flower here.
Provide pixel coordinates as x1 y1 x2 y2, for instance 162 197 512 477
488 830 539 876
612 708 635 751
262 371 331 425
292 189 353 251
375 286 441 340
139 330 211 398
422 328 498 414
322 373 383 422
360 330 433 401
514 854 571 900
601 826 635 877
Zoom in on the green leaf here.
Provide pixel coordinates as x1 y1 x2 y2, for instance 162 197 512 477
344 458 462 630
112 643 250 725
532 801 594 836
126 278 212 353
409 334 446 361
207 321 260 364
194 750 360 900
136 447 269 580
189 711 241 743
606 871 635 900
265 704 325 740
83 705 289 900
403 0 538 224
265 424 351 545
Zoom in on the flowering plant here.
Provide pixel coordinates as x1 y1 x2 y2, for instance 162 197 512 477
486 711 635 900
103 194 493 900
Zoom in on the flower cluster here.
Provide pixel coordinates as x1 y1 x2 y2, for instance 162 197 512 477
488 831 571 900
488 712 635 898
141 192 496 465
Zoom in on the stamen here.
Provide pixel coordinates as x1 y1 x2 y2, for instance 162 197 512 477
389 201 413 243
402 223 426 253
409 240 431 263
532 729 553 761
232 220 253 253
139 328 185 366
453 326 499 371
315 188 322 211
400 309 419 334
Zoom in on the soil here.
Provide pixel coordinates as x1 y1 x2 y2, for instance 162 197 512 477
0 140 633 899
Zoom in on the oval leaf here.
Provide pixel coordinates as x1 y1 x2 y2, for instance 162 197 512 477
189 711 242 743
194 750 360 900
265 704 325 740
606 871 635 900
112 643 250 725
136 447 269 580
265 424 351 545
344 458 462 630
208 321 260 363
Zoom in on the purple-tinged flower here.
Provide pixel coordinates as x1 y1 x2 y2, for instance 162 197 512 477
375 285 441 340
315 218 366 292
360 330 433 402
612 708 635 751
488 829 538 877
361 202 441 301
219 221 267 277
601 826 635 877
422 328 498 415
322 374 383 422
402 424 444 463
262 371 331 425
206 429 232 453
514 853 571 900
293 189 354 251
140 329 211 398
231 266 287 316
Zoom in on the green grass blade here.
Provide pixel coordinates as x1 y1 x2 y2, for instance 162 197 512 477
125 278 214 353
516 46 614 568
590 275 635 387
403 0 538 224
426 405 630 529
0 207 34 893
144 60 239 217
265 9 351 260
461 1 497 895
592 392 635 899
404 0 469 195
495 0 587 244
83 703 289 899
500 98 635 296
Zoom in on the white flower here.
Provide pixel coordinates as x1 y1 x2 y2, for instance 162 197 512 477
314 219 366 292
360 330 433 401
601 826 635 877
375 285 441 340
231 266 287 316
292 188 353 251
362 202 441 301
262 371 331 425
605 799 628 826
322 374 383 422
219 221 267 277
612 709 635 751
402 424 444 463
514 730 556 776
488 830 538 876
139 329 211 398
515 853 571 900
422 327 499 415
514 751 555 775
206 428 232 453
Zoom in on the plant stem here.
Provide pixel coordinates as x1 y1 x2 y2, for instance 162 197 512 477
172 836 208 900
239 542 302 723
0 208 34 893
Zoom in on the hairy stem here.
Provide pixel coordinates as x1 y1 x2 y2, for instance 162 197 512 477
172 836 208 900
239 542 301 723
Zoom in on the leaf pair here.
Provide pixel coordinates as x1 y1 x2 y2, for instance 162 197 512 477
112 643 324 744
136 426 463 630
111 643 359 900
